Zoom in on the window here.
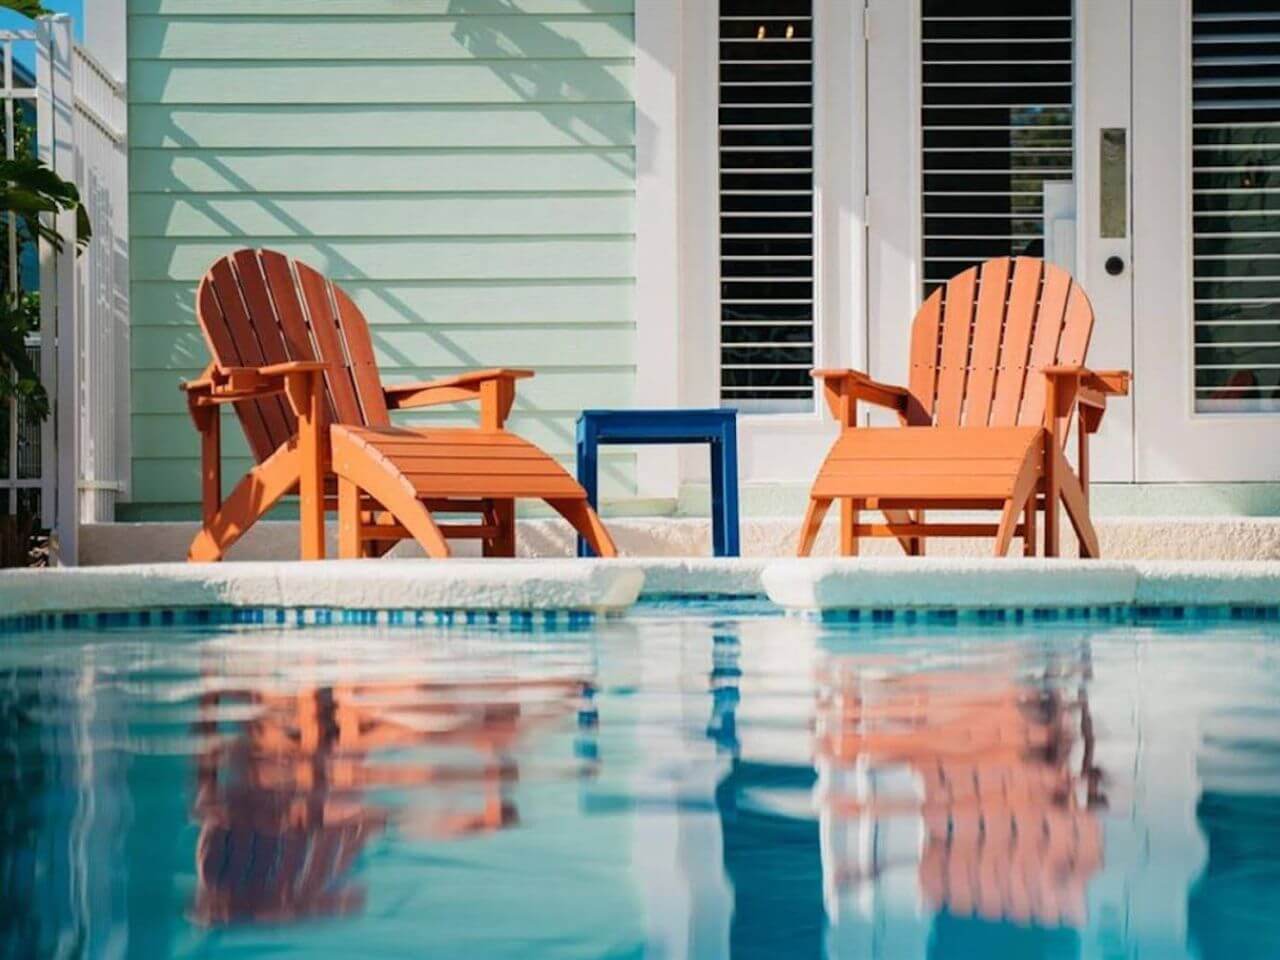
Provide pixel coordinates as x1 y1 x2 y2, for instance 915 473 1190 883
1191 0 1280 413
920 0 1075 297
718 0 815 412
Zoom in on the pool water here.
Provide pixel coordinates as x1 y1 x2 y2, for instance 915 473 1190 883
2 602 1279 959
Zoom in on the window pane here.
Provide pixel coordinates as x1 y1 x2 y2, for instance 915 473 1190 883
920 0 1075 299
719 0 815 412
1192 0 1280 412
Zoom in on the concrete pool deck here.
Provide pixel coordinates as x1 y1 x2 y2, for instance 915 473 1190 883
0 560 646 619
2 556 1279 623
761 558 1280 612
81 515 1280 565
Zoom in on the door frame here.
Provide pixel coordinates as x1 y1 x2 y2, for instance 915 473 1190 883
864 0 1137 480
634 0 868 492
1131 0 1280 481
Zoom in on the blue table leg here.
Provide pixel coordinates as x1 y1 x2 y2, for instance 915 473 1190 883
716 419 747 555
710 420 741 557
576 418 599 558
710 440 725 557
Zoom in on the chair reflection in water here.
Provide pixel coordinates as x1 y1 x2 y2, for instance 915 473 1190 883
814 654 1105 928
191 672 594 926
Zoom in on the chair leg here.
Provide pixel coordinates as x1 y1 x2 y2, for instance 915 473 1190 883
195 406 221 530
1023 495 1038 557
1056 447 1101 559
797 497 832 557
330 449 451 559
994 497 1022 557
188 443 300 562
338 476 361 559
548 498 617 558
882 507 922 555
995 442 1045 558
1044 443 1060 559
906 512 926 555
911 509 925 556
840 498 859 557
484 499 516 558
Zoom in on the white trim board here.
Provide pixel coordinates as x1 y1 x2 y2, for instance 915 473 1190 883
633 0 870 488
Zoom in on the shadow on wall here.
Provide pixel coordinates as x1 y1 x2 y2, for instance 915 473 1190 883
146 1 649 499
447 0 646 177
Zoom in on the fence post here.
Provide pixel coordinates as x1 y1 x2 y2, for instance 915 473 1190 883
36 15 79 565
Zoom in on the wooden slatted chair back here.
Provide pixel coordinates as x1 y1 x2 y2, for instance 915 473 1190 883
905 256 1095 431
196 249 390 463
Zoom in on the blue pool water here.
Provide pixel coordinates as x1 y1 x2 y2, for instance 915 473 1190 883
2 601 1279 959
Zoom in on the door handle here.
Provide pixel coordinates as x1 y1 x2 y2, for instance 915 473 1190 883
1105 255 1125 276
1100 128 1128 240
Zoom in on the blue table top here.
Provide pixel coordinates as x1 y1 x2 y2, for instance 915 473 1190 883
576 408 737 444
579 408 736 420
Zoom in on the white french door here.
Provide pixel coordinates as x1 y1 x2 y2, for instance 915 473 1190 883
674 0 864 485
1133 0 1280 481
865 0 1135 481
866 0 1280 483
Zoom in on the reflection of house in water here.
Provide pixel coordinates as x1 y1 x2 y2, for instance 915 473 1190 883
0 664 129 957
709 629 828 958
814 648 1105 956
192 673 595 926
1187 731 1280 960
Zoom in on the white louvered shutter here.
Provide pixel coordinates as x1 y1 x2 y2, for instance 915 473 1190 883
920 0 1075 298
719 0 815 412
1192 2 1280 413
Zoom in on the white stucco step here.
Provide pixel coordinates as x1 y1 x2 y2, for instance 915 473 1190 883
0 560 645 618
81 515 1280 567
760 558 1280 613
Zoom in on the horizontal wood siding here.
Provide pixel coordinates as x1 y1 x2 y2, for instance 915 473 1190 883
127 0 637 518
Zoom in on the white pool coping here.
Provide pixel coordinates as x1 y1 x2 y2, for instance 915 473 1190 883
4 557 1279 624
0 560 646 618
760 558 1280 612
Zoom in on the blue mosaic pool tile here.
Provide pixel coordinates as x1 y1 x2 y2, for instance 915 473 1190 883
4 598 1279 638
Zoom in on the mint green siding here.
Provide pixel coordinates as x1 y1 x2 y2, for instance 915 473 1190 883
126 0 636 518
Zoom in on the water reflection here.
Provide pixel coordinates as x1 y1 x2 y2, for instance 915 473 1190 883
1 615 1279 958
694 626 1107 958
816 652 1104 926
191 672 595 926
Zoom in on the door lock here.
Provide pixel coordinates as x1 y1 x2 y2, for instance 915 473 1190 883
1105 255 1125 276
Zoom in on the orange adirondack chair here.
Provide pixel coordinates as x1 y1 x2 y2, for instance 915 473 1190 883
797 257 1130 558
182 249 616 561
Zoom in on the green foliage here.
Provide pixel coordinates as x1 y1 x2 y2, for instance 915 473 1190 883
0 0 92 434
0 1 51 17
0 292 45 421
0 155 92 253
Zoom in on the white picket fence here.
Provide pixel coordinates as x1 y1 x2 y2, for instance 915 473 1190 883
0 16 127 564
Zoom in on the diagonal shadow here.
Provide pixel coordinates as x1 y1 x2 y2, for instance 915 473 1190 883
143 14 649 499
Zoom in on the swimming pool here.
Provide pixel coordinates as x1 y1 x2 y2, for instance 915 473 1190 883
2 600 1277 959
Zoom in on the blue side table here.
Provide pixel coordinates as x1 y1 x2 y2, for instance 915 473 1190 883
576 409 740 558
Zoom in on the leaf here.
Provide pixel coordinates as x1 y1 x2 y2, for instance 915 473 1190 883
0 155 92 252
0 1 51 17
0 295 48 422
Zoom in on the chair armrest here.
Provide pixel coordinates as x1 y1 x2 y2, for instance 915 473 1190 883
259 360 328 378
1041 365 1131 434
1042 365 1131 397
384 367 534 409
812 369 911 425
384 367 534 429
181 361 327 410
